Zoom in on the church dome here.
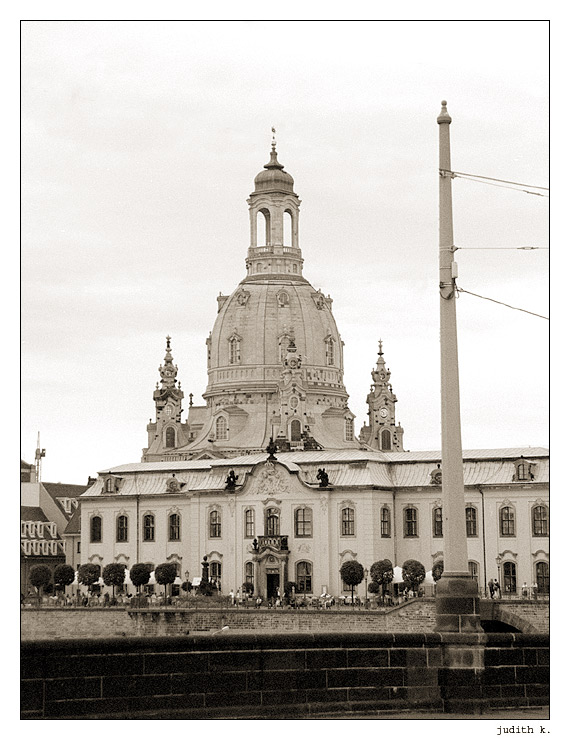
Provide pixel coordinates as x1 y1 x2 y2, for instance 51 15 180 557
254 167 295 193
179 142 358 454
253 146 295 194
207 279 344 385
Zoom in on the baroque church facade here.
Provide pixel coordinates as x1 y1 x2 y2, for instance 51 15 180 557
79 143 549 599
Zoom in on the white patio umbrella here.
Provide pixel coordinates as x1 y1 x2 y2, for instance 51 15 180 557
123 569 133 586
393 566 404 584
148 571 157 585
174 576 182 586
72 571 79 586
424 570 435 585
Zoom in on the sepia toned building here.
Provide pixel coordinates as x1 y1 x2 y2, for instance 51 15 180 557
77 144 549 599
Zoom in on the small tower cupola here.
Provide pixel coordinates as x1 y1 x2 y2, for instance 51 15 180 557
158 335 178 389
245 130 304 280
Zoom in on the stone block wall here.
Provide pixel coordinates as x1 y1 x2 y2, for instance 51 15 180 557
20 599 548 643
21 632 548 719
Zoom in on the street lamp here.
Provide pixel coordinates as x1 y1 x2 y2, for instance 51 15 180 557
495 556 502 597
364 568 369 609
184 570 190 603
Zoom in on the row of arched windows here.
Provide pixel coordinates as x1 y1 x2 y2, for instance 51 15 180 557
501 561 549 594
226 336 335 366
214 416 353 443
90 504 549 545
255 208 295 248
89 513 181 544
211 506 314 539
398 504 549 539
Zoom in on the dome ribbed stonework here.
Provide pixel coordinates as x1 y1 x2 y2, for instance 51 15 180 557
170 145 359 456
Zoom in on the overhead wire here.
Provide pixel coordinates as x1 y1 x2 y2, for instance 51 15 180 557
456 246 548 251
455 286 549 321
440 169 549 197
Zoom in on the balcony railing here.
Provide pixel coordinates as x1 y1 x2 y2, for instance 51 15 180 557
257 535 289 551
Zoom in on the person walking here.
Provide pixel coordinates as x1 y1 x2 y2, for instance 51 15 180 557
488 579 495 599
493 579 501 599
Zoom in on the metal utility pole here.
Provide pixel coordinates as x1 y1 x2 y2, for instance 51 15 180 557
435 101 480 632
34 432 46 483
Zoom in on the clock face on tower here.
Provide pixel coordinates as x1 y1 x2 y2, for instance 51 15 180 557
379 407 388 419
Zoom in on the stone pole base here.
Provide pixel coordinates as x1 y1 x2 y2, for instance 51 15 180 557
435 572 482 633
435 574 487 713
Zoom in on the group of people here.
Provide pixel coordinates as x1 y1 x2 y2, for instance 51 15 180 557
487 579 502 599
488 579 540 599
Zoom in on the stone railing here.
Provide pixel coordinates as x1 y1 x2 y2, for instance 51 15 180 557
257 535 288 551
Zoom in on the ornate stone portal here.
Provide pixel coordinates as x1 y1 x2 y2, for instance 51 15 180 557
252 541 289 599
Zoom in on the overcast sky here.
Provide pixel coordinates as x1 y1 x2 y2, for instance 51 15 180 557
20 20 549 484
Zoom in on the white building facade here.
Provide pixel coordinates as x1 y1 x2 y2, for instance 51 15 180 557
79 143 549 599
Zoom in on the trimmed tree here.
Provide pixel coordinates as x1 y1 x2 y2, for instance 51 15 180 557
432 560 444 582
370 559 394 597
53 564 75 594
130 563 152 595
29 565 52 599
102 563 126 599
242 581 254 595
155 562 177 604
78 563 101 593
402 559 426 594
340 560 364 605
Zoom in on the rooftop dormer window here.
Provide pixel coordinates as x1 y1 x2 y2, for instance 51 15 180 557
512 457 535 482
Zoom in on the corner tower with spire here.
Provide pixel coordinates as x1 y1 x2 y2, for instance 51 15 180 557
359 340 404 451
142 337 191 461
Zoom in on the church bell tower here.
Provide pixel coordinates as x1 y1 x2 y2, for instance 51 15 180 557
359 340 404 451
142 336 190 460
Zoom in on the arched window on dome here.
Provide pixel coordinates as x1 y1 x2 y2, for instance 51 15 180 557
283 209 292 246
165 427 175 448
256 209 270 247
229 336 241 365
325 336 334 366
290 419 302 442
215 416 228 441
381 429 392 451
